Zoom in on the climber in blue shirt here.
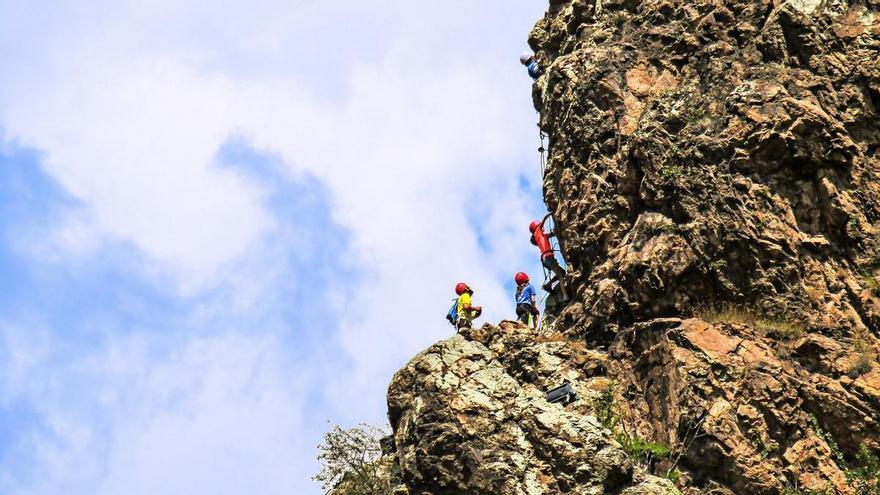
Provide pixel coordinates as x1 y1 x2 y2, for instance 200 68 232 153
514 272 540 328
520 52 541 80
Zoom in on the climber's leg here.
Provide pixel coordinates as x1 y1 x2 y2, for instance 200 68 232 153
516 303 532 324
542 256 569 300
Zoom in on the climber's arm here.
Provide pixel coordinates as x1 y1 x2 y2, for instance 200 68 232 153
464 303 482 313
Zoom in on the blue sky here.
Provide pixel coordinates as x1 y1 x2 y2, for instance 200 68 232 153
0 1 549 493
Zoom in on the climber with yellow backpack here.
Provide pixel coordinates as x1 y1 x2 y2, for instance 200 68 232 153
446 282 482 330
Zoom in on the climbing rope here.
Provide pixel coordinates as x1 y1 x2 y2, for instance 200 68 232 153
537 136 564 261
538 129 547 178
537 133 551 301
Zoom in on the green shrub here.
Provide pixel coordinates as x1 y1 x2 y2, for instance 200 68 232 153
846 445 880 495
661 164 682 178
809 417 880 494
662 469 682 484
592 385 619 432
615 431 671 464
591 384 671 468
314 423 392 494
810 415 845 467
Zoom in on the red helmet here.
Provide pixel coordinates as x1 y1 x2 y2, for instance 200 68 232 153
529 220 542 233
455 282 469 295
515 272 529 284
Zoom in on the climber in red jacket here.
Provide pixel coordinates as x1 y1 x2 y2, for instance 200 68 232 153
530 218 569 301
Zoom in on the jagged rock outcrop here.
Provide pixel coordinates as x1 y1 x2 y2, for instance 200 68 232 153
386 323 679 495
381 1 879 494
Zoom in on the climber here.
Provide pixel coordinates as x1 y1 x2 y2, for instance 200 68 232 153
514 272 540 328
520 52 541 80
530 218 569 301
455 282 482 329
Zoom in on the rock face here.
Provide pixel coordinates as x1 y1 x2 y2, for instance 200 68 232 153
609 318 879 494
530 0 880 335
381 1 880 494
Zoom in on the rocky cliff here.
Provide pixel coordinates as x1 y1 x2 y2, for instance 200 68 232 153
379 1 880 494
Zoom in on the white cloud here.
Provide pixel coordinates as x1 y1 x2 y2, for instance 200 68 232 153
0 322 315 495
0 320 52 407
2 61 274 293
94 333 313 495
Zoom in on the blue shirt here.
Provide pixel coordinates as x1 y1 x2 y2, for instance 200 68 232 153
527 61 541 80
516 284 537 305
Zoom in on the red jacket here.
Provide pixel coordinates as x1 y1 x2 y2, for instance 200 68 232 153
531 228 554 259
